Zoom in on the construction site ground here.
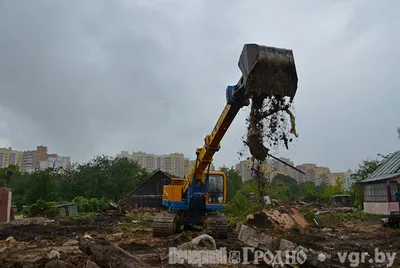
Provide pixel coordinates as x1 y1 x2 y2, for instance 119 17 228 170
0 209 399 268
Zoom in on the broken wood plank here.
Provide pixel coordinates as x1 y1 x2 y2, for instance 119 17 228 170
78 237 151 268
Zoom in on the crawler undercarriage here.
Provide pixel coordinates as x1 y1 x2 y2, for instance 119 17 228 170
152 211 228 238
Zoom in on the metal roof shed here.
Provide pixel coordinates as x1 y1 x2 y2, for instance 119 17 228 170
360 151 400 215
361 151 400 184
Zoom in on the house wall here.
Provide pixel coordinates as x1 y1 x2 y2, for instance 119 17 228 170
129 196 165 209
0 188 12 223
133 172 171 196
364 202 399 215
119 171 171 210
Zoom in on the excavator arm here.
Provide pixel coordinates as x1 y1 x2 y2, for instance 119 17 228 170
182 43 298 196
152 43 298 238
182 84 248 195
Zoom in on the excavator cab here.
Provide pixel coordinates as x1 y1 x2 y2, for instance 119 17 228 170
205 171 226 206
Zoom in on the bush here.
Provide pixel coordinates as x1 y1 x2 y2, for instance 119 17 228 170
26 199 58 217
72 196 109 213
224 181 264 218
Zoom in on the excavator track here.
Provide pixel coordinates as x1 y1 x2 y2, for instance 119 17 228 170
204 214 228 238
152 212 179 237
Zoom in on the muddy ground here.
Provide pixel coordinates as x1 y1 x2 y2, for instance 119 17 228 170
0 212 399 268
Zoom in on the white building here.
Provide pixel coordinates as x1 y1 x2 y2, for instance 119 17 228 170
344 169 354 191
116 151 132 159
39 156 71 173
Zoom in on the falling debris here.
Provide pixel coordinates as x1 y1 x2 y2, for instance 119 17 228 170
245 95 297 162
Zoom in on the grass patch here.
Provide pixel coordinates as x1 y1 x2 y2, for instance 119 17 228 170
318 211 384 222
67 212 96 219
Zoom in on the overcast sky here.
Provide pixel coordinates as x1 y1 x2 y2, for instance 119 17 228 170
0 0 399 172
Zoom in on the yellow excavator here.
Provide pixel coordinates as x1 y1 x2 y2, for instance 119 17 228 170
152 43 298 238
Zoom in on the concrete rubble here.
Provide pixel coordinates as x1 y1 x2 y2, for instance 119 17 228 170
238 207 309 252
237 208 335 267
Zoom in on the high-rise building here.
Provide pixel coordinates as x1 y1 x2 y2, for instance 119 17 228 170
184 158 190 178
344 169 354 191
314 167 330 185
235 160 253 182
117 151 215 177
34 145 48 168
39 156 71 173
23 150 36 172
23 145 68 172
116 151 132 158
132 151 147 168
187 160 215 174
294 164 316 183
330 172 345 188
9 150 24 171
0 147 24 171
121 151 192 177
1 145 67 173
235 158 284 182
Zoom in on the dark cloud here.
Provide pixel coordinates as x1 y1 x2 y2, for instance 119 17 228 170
0 0 399 172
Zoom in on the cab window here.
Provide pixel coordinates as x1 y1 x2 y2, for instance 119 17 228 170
207 174 224 204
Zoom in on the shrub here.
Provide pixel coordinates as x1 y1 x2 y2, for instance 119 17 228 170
26 199 58 217
72 196 109 212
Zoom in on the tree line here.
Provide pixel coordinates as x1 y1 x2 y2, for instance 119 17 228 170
225 153 390 217
0 156 150 210
0 152 388 216
0 156 245 212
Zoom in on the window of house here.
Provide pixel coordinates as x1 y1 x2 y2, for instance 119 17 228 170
390 182 398 201
364 183 388 202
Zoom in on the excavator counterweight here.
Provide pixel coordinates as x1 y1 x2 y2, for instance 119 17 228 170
152 43 299 238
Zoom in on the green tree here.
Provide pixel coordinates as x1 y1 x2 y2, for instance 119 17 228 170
0 165 20 187
322 179 344 202
1 154 152 209
220 166 243 202
349 154 389 208
224 180 262 217
268 174 299 201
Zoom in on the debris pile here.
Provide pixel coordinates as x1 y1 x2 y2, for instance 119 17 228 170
0 210 400 267
244 207 309 231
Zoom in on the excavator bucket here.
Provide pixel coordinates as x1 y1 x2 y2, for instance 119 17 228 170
238 44 298 99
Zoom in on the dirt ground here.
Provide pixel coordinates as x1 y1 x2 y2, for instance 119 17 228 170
0 212 399 268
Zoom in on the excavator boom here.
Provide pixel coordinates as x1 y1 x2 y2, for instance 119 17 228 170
183 44 298 194
152 43 298 238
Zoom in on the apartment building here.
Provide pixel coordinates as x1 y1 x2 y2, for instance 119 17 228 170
0 145 71 173
236 157 350 187
294 164 316 183
116 151 132 159
117 151 215 177
0 147 24 171
314 167 330 185
121 151 189 177
235 160 253 182
39 156 71 173
329 172 346 188
344 169 354 191
235 158 292 182
187 160 215 173
35 145 48 168
23 150 36 172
